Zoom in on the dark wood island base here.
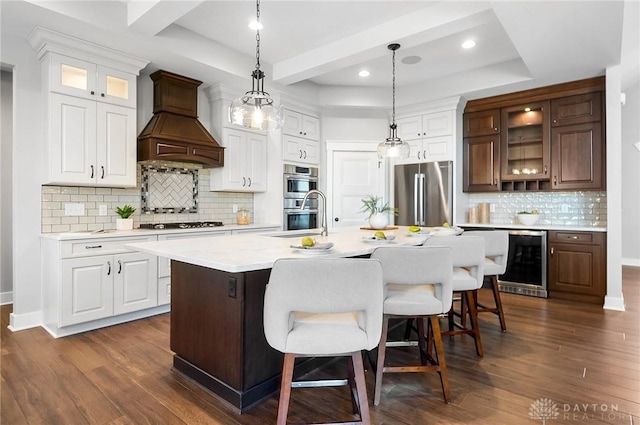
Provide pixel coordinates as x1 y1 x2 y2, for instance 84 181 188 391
169 260 328 412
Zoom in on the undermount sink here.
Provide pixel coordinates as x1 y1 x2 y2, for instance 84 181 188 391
268 232 323 239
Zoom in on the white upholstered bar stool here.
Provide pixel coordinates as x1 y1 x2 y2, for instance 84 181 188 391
369 246 453 405
264 258 384 425
464 230 509 332
424 235 485 357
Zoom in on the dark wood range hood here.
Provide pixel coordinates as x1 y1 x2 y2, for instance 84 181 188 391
137 70 224 168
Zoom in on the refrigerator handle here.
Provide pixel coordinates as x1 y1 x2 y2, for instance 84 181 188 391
413 173 419 224
419 173 425 225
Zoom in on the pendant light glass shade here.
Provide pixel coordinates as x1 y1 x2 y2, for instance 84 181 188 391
229 0 283 131
378 43 409 160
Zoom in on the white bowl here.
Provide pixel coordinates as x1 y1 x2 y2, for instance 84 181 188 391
517 214 540 226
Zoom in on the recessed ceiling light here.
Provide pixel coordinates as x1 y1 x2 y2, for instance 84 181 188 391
358 70 370 78
249 20 263 31
401 55 421 65
461 39 476 49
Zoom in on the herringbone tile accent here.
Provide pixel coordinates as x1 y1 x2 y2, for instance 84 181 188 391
149 172 193 209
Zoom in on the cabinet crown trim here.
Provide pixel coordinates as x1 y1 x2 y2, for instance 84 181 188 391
28 26 149 74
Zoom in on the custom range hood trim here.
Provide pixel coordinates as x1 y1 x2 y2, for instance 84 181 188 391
137 70 224 168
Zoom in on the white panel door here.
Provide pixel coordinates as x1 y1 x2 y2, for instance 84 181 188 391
331 150 385 228
97 103 137 187
61 255 113 326
247 132 268 191
113 252 158 315
50 93 97 185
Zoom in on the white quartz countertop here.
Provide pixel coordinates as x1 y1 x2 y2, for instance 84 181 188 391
125 226 436 273
457 222 607 232
40 223 281 240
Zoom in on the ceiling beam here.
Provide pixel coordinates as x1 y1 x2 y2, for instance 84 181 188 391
127 0 204 36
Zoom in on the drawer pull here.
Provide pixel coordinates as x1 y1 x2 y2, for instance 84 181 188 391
85 245 103 249
571 236 579 240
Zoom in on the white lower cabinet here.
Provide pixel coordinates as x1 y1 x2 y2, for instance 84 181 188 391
42 235 161 337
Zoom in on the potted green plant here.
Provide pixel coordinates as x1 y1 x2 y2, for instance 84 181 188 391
115 205 136 230
360 195 397 229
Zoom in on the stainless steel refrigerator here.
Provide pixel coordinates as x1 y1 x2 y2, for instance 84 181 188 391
394 161 453 227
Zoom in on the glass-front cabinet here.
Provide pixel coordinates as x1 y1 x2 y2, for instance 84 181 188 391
500 101 550 182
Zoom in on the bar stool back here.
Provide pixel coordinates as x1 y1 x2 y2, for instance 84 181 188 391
464 230 509 331
424 235 485 357
369 246 453 405
264 257 384 425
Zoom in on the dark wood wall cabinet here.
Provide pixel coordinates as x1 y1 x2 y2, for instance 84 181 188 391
547 231 606 304
463 77 605 192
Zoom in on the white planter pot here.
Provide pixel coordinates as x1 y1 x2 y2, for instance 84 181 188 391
116 218 134 230
368 213 389 229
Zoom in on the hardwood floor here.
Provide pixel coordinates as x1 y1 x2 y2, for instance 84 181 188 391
2 267 639 425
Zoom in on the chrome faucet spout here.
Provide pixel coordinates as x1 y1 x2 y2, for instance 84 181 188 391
300 189 328 236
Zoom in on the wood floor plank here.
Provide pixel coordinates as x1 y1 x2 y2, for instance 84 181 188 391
1 266 639 425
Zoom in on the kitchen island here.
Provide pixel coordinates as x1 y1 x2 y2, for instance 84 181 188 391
126 226 429 412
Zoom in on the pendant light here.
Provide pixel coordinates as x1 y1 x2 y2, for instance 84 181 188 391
229 0 283 131
377 43 410 159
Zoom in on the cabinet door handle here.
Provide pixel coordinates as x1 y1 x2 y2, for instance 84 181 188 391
101 166 105 179
544 166 548 174
550 247 554 255
90 90 95 95
107 261 111 275
90 165 94 178
494 127 498 131
117 260 122 274
101 93 105 98
248 177 252 187
490 141 494 182
303 150 307 159
242 177 246 187
423 150 427 159
554 176 557 185
299 150 303 159
85 245 102 249
417 151 421 160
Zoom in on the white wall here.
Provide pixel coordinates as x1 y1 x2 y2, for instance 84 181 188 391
621 77 640 266
1 69 13 304
1 32 44 329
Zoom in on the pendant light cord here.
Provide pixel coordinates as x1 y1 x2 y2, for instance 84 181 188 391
391 45 396 125
255 0 261 72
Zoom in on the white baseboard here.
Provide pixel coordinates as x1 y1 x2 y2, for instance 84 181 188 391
8 310 43 332
603 295 625 311
622 257 640 267
0 291 13 305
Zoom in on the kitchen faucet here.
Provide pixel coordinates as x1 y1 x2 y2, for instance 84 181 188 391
300 189 328 236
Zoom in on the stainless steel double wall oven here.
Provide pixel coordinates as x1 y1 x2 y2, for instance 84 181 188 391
283 164 318 231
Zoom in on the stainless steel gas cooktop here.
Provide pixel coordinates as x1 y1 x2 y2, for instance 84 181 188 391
139 221 223 230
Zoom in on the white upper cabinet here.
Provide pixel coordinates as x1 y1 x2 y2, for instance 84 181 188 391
283 109 320 141
210 128 268 192
29 28 148 188
395 110 455 163
282 108 320 165
50 54 137 108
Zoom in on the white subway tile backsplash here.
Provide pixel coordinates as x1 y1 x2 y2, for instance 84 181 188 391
467 191 606 226
41 164 257 233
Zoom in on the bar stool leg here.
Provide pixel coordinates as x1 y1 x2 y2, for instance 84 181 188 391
430 316 451 403
374 316 390 406
277 353 295 425
351 352 371 424
490 276 507 332
464 290 484 358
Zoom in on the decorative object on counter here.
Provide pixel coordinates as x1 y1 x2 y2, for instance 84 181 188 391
141 165 198 214
478 203 491 223
229 0 283 131
115 205 135 230
517 210 540 225
236 208 251 225
377 43 410 159
468 207 478 223
360 195 398 229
